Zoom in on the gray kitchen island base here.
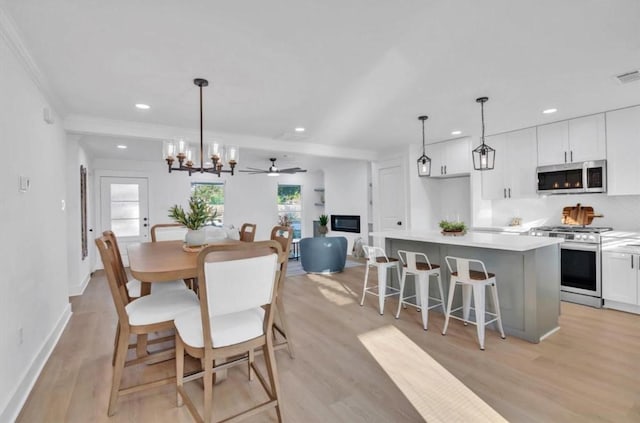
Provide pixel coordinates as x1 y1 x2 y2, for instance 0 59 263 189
382 236 561 343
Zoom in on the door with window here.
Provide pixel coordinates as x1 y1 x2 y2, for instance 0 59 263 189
100 177 149 266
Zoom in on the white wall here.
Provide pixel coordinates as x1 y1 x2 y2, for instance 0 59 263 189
66 136 94 295
488 193 640 231
0 35 71 421
324 159 369 252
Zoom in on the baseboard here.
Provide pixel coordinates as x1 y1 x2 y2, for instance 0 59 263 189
0 303 72 423
69 273 91 297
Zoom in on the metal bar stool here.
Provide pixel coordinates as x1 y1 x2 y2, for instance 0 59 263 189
360 245 401 315
395 250 445 330
441 256 506 350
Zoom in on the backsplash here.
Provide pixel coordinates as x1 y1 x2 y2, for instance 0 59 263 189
490 194 640 230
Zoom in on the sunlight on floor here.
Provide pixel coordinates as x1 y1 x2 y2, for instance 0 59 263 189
306 274 357 306
358 325 507 423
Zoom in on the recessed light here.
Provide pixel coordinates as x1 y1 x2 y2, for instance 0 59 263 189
543 108 557 114
451 130 462 135
117 145 127 149
135 103 151 110
294 127 305 132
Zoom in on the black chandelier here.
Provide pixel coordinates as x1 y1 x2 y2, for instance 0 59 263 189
416 115 431 177
472 96 495 171
163 78 239 176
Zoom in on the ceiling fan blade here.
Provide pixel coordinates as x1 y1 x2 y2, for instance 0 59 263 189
239 169 267 173
279 167 303 172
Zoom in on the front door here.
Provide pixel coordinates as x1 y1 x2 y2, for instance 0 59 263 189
99 176 149 266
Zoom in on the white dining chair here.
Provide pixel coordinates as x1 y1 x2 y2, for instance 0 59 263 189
174 240 284 423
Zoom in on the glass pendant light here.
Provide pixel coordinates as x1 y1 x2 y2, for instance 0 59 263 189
472 96 495 171
416 115 431 177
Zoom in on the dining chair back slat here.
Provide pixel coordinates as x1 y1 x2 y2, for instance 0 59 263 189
239 223 257 242
151 223 187 242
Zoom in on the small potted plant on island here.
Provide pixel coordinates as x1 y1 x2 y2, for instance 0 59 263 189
168 196 216 247
318 214 329 236
439 219 467 236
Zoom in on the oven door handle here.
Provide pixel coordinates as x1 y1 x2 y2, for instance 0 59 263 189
561 242 599 252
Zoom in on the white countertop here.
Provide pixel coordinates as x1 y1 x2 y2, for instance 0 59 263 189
369 230 563 252
602 231 640 254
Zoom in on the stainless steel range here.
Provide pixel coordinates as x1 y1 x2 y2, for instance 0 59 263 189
529 226 613 308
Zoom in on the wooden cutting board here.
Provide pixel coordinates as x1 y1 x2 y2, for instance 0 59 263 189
561 203 604 225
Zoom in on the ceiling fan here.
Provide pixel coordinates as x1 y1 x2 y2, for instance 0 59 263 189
239 158 307 176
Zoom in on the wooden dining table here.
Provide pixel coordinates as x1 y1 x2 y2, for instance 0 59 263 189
128 239 238 295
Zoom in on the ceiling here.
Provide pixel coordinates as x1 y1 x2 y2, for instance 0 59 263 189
2 0 640 160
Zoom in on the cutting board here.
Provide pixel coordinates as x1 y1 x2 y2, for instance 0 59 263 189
561 203 604 225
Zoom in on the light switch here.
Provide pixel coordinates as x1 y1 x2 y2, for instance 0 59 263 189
19 176 30 192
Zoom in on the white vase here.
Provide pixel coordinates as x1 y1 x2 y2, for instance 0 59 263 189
185 228 206 246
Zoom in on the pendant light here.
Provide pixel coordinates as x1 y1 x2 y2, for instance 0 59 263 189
472 96 495 171
416 115 431 177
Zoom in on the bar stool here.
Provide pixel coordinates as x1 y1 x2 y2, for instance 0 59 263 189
395 250 445 330
360 245 401 315
441 256 506 350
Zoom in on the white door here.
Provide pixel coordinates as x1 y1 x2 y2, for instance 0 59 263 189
374 159 407 234
537 121 569 166
100 177 149 266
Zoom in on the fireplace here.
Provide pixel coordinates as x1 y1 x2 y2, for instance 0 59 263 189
330 215 361 233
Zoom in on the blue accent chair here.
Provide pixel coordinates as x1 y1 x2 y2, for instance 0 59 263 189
300 236 348 274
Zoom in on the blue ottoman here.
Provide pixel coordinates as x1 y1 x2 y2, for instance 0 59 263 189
300 236 348 274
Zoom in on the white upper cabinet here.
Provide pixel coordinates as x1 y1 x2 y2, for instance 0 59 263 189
428 138 470 177
537 114 605 166
481 127 537 200
606 105 640 195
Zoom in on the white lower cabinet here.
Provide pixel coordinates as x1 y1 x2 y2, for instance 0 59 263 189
602 251 640 313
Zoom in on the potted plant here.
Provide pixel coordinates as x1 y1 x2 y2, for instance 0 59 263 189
439 219 467 236
168 196 216 246
318 214 329 236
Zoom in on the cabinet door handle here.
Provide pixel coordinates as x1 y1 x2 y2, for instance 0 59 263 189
504 188 507 198
570 151 573 162
444 165 447 174
564 151 567 163
440 166 443 175
508 188 511 198
632 255 634 269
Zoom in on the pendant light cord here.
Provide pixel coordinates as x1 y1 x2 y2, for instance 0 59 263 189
421 118 426 155
199 83 204 172
480 100 486 147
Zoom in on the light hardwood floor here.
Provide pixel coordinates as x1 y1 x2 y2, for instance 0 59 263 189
17 262 640 422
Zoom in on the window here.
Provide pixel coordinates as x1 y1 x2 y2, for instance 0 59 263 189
278 185 302 238
191 182 224 226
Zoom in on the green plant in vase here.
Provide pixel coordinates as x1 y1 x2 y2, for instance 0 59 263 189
318 214 329 236
439 219 467 236
168 196 216 246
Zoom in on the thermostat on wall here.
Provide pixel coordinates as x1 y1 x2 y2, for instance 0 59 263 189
19 176 30 192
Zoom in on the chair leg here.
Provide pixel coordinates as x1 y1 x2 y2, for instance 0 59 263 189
435 272 446 312
360 265 370 306
417 274 430 330
276 298 295 358
442 279 457 335
395 270 407 319
264 337 283 422
108 325 129 416
176 335 185 407
462 284 472 325
377 265 387 315
112 325 120 367
490 282 506 339
203 355 214 423
472 284 486 350
248 348 255 381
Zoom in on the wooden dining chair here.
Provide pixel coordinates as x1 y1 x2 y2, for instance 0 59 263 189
174 240 285 423
95 235 200 416
270 225 295 358
150 222 188 242
102 230 187 299
239 222 257 242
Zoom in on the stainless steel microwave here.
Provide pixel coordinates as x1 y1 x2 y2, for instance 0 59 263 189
536 160 606 194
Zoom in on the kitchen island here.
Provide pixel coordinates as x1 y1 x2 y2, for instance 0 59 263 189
370 230 563 343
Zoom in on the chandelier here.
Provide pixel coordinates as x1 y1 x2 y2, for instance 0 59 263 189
472 96 495 171
416 115 431 177
163 78 239 176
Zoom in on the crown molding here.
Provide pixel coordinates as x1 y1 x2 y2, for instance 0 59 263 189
64 114 378 161
0 6 67 116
